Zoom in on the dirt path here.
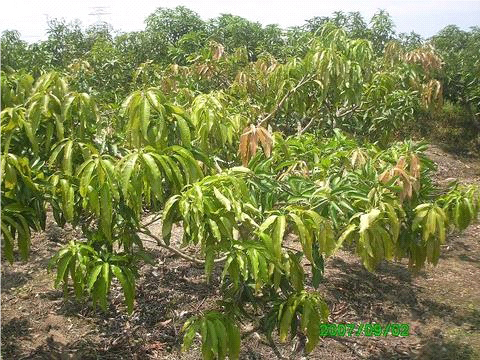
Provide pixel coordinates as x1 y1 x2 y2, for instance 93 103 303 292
2 145 480 360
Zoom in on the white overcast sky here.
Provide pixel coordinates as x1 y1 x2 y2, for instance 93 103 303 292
1 0 479 42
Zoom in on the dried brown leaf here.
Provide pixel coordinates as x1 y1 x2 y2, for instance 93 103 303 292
257 126 273 158
239 129 250 167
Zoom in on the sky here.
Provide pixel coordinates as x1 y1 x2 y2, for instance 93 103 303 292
1 0 479 42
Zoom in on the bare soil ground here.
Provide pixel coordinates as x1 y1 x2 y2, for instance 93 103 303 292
2 145 480 360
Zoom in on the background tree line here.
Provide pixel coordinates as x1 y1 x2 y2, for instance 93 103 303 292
2 7 479 154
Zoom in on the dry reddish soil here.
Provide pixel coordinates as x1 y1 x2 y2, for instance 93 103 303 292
2 145 480 360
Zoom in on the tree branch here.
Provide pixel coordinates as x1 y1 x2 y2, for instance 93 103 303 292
139 229 227 265
335 104 360 118
258 75 314 127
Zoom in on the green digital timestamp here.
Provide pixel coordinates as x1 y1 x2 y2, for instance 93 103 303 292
320 323 410 337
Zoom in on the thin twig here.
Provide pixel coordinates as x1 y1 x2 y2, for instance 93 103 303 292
266 336 286 360
194 297 207 312
298 117 317 135
142 215 162 227
282 244 301 252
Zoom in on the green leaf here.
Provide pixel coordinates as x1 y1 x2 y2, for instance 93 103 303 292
248 248 259 282
79 160 95 197
60 179 74 222
301 299 312 330
88 264 103 290
258 215 278 233
1 212 31 261
140 95 151 138
289 212 312 262
214 319 228 360
456 200 471 230
208 219 222 242
226 322 240 360
359 208 381 233
87 186 100 216
174 114 192 146
162 195 180 245
424 208 437 242
100 184 113 241
62 139 74 175
182 322 197 352
337 223 356 248
111 265 135 314
102 262 110 289
48 140 66 167
279 303 295 342
305 311 320 353
213 187 231 211
119 153 138 198
55 253 72 288
273 215 286 259
205 249 215 280
207 320 219 356
142 152 163 199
